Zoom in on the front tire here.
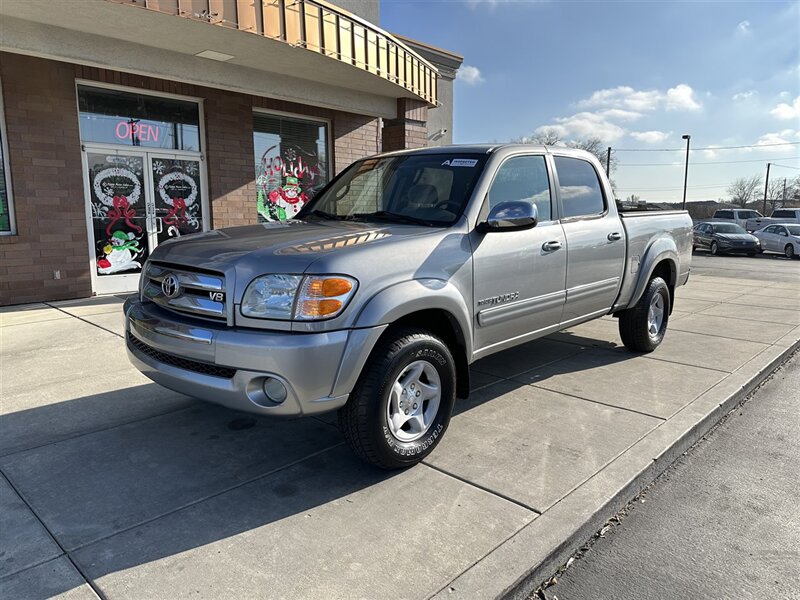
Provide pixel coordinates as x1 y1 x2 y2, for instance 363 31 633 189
338 328 456 469
618 277 670 353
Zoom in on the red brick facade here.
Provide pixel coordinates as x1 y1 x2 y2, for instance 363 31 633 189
0 52 402 305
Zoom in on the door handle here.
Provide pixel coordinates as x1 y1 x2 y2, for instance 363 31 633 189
542 240 563 251
607 232 622 241
155 217 163 234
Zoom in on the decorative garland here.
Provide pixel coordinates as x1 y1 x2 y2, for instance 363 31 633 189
157 171 198 207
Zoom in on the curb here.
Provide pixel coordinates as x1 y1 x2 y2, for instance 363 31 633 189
433 338 800 600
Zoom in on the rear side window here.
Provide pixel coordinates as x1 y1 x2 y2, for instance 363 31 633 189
554 156 606 218
773 210 793 218
716 210 733 219
487 155 551 221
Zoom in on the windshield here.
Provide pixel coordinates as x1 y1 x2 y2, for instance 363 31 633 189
713 223 747 234
787 225 800 236
298 153 488 226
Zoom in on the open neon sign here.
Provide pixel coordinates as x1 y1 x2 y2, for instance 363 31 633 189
114 121 162 143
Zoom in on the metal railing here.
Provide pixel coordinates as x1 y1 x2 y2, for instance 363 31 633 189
106 0 438 105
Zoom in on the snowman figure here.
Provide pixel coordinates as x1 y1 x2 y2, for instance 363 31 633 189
97 230 142 275
268 176 309 221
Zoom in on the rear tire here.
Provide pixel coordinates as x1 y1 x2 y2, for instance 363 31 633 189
618 277 670 353
710 241 720 256
785 244 795 259
338 328 456 469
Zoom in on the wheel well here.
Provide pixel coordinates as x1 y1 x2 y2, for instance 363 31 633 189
650 259 676 313
383 309 470 399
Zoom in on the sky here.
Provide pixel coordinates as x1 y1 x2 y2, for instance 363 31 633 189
381 0 800 203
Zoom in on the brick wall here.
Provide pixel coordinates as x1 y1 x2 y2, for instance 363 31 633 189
0 52 410 305
0 54 91 305
382 98 428 152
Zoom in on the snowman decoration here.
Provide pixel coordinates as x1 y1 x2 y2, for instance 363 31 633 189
268 176 309 221
97 230 142 275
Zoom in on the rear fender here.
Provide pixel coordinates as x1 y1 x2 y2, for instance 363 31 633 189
628 237 678 308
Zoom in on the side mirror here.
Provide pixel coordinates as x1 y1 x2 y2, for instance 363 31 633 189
478 201 538 233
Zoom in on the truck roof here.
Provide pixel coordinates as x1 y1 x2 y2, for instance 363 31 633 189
373 143 596 160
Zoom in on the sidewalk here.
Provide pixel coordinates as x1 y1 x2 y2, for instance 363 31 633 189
1 253 798 600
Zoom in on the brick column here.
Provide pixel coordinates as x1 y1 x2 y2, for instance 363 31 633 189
381 98 428 152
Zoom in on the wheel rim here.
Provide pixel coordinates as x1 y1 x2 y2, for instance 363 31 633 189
786 245 794 258
711 242 717 255
648 293 665 338
386 360 441 443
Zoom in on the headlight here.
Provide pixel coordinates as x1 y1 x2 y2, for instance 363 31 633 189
241 274 357 321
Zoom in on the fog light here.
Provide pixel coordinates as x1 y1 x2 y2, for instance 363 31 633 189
263 377 287 404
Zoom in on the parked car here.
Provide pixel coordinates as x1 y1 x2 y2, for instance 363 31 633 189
693 221 760 256
752 223 800 259
711 208 764 231
746 208 800 232
124 145 693 468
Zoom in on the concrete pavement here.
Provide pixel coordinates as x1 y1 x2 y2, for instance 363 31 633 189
1 252 798 599
544 353 800 600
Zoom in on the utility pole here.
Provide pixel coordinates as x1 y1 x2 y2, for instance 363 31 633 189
606 147 611 176
762 162 771 214
782 178 787 208
681 134 690 209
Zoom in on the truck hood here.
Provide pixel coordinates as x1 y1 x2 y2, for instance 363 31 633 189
149 219 437 274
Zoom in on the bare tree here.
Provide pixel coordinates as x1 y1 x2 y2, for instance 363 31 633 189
766 178 785 212
726 175 763 208
513 129 618 183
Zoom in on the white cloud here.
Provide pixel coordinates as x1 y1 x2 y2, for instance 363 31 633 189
755 129 800 149
737 20 751 34
770 96 800 120
577 86 662 112
703 146 721 159
778 90 791 99
732 90 757 101
577 83 702 113
598 108 643 121
630 130 671 144
455 65 484 85
536 111 626 142
665 84 702 111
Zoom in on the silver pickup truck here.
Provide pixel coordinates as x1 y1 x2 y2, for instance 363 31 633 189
124 144 692 468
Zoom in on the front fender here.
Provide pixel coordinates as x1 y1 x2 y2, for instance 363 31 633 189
628 237 679 308
353 278 474 358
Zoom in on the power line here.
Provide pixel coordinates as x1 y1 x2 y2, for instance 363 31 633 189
617 183 732 192
618 156 800 167
771 163 800 171
613 141 800 152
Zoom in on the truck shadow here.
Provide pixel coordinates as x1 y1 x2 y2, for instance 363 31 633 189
0 336 636 592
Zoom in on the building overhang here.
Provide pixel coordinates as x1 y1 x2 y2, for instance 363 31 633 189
0 0 437 109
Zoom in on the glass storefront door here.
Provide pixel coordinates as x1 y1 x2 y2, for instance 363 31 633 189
84 147 206 294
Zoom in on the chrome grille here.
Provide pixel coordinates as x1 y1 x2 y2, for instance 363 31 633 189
142 262 227 322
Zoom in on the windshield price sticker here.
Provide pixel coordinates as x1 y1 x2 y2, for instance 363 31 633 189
441 158 478 167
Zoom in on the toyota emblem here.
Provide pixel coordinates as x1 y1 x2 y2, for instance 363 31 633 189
161 273 181 298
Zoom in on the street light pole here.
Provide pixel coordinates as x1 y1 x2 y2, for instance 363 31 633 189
681 134 691 209
762 162 771 214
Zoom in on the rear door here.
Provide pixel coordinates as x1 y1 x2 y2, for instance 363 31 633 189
554 155 625 324
761 225 778 251
471 154 567 352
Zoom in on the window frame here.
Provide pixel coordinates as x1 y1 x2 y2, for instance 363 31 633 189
480 152 557 223
0 77 16 236
551 154 609 222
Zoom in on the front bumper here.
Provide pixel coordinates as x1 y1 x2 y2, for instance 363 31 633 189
124 297 384 416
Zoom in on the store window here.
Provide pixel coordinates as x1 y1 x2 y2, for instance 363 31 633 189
0 82 14 235
253 112 329 221
77 85 200 151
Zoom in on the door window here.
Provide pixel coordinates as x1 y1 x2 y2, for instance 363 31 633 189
764 225 776 234
254 112 329 221
553 156 606 218
78 86 200 151
151 157 204 242
716 210 733 219
487 155 551 221
87 152 148 277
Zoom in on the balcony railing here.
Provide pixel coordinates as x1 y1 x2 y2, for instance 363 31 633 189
106 0 438 105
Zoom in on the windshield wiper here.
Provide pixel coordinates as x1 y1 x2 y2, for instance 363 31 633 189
351 211 434 227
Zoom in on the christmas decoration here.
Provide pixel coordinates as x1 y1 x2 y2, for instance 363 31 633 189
97 230 142 275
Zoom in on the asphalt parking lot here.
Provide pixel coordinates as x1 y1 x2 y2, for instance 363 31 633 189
1 252 798 599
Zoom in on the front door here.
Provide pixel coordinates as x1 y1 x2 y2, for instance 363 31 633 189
84 147 206 294
471 154 567 355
